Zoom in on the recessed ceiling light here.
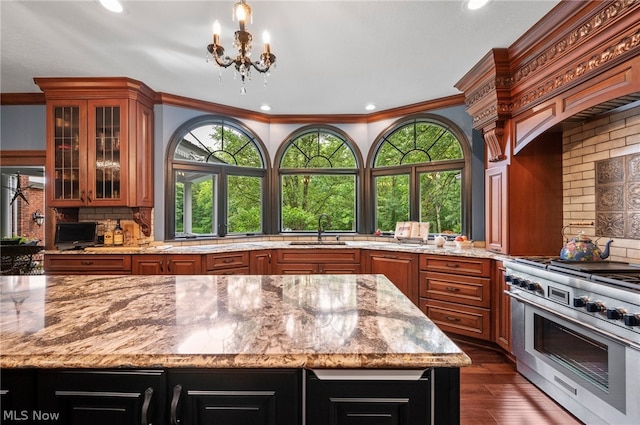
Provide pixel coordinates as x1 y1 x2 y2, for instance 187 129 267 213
365 103 376 111
100 0 123 13
465 0 490 10
260 104 271 112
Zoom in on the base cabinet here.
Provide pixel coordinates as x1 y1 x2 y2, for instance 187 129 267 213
365 251 418 305
306 371 430 425
168 369 301 425
36 370 166 425
1 367 459 425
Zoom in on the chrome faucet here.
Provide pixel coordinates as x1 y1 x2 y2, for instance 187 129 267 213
317 214 331 242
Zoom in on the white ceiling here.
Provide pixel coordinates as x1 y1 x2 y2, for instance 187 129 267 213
0 0 561 115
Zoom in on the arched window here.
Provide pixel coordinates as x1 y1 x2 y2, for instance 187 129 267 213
167 116 268 239
369 115 470 235
277 126 362 233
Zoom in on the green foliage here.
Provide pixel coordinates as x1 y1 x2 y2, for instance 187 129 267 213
228 175 262 233
375 175 409 232
420 171 462 234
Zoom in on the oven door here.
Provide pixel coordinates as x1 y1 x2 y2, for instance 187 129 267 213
510 294 639 425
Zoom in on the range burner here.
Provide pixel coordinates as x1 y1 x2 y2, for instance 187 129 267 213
514 257 640 291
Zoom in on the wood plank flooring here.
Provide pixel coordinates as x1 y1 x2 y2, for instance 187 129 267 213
456 340 584 425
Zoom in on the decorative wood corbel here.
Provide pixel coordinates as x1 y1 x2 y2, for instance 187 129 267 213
483 122 507 162
132 207 152 237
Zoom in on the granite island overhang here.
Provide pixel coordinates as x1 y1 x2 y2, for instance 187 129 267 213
0 274 470 369
1 274 471 424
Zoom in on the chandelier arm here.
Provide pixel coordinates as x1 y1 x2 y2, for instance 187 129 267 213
213 56 236 68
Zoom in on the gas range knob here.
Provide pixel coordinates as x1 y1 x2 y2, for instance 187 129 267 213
586 301 605 313
504 275 513 284
606 308 626 320
573 297 589 308
526 281 541 292
519 279 528 288
624 314 640 327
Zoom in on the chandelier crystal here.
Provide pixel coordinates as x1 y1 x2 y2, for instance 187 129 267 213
207 0 276 94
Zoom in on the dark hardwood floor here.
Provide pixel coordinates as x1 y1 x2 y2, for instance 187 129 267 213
456 340 584 425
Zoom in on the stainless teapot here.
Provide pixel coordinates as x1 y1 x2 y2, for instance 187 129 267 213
560 231 613 262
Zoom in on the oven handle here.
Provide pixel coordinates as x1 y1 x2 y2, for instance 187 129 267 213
506 290 640 352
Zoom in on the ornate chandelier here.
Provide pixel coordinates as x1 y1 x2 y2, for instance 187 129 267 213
207 0 276 94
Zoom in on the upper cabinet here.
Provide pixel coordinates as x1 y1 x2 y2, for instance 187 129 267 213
36 78 154 209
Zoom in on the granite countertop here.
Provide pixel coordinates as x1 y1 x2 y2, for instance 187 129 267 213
45 239 508 261
0 274 471 370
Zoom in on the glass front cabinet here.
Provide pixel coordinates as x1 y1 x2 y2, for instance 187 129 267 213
39 78 154 209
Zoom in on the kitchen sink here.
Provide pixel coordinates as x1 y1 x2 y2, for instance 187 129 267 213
288 241 346 246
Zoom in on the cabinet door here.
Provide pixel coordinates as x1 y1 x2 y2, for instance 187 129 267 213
486 165 508 253
493 260 511 352
37 370 165 425
0 369 37 420
366 252 417 304
87 99 128 206
250 250 272 274
168 369 301 425
306 370 430 425
47 100 87 207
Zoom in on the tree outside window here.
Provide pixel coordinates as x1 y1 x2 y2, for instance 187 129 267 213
371 116 468 234
168 116 267 239
278 127 362 232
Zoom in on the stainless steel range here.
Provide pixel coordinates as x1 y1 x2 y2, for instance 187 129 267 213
504 258 640 425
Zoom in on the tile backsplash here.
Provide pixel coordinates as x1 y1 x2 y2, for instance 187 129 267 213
563 103 640 262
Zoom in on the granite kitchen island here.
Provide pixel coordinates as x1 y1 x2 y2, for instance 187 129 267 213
1 274 471 424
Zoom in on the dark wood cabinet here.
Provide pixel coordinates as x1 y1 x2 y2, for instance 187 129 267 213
250 250 273 274
364 250 417 305
419 255 492 340
484 132 563 256
205 251 250 275
0 369 37 421
306 369 433 425
492 260 511 353
132 254 201 275
168 369 301 425
36 78 154 209
44 254 132 274
274 249 361 275
37 369 166 425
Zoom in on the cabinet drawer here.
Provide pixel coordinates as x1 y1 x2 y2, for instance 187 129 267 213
420 255 490 277
420 299 490 341
276 249 360 264
207 266 250 275
420 271 490 308
45 254 131 274
206 252 249 271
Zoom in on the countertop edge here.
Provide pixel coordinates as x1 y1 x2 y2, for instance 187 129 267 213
0 352 472 370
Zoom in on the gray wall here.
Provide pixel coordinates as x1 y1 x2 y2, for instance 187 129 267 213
0 105 46 149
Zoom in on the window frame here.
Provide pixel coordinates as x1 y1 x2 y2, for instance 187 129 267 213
366 114 471 235
166 115 270 240
274 125 364 234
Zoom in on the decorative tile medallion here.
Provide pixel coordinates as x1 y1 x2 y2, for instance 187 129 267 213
596 154 640 239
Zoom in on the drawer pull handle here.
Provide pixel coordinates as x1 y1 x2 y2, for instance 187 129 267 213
445 263 460 268
446 316 461 322
141 387 153 425
170 384 182 425
159 260 163 273
445 286 460 292
80 261 94 265
223 258 234 263
167 259 172 272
